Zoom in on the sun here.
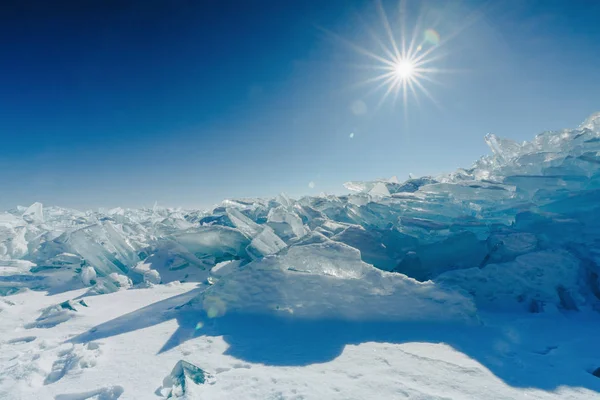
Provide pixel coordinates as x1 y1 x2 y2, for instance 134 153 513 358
320 0 469 112
394 60 414 80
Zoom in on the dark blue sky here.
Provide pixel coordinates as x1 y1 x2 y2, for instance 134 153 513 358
1 0 600 210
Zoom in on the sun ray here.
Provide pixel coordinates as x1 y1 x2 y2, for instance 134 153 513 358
412 71 443 87
318 26 398 67
365 74 398 99
407 79 420 105
412 51 449 67
406 12 425 60
416 66 470 74
347 63 398 71
348 70 398 90
392 80 401 107
398 0 408 59
411 6 485 66
378 77 399 107
411 77 443 110
339 0 471 111
375 0 401 60
355 13 398 62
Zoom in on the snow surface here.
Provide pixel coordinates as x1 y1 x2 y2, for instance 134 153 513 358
2 284 600 399
2 113 600 398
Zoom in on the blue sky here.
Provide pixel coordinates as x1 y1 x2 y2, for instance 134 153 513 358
1 0 599 210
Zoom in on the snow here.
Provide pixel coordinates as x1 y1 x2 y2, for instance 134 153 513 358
1 285 600 399
1 113 600 398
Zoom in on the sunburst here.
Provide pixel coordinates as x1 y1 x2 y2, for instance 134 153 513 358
361 0 446 113
322 0 480 114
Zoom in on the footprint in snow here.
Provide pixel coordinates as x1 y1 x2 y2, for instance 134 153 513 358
44 342 102 385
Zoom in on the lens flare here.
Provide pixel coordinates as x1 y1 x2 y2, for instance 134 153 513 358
424 29 440 46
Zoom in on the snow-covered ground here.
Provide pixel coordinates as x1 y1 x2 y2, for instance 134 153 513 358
3 113 600 399
2 282 600 400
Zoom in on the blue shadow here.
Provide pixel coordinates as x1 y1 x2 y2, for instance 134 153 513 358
70 288 600 393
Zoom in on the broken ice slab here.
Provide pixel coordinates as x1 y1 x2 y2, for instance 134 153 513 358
25 298 88 329
368 182 391 197
393 231 488 281
393 251 423 280
80 266 97 286
22 202 44 224
344 180 377 193
267 206 307 239
344 176 400 194
65 222 142 278
86 273 132 296
484 133 523 163
484 232 538 264
0 274 46 295
199 241 476 322
59 299 88 311
539 188 600 215
580 111 600 132
293 204 324 224
209 259 243 281
347 193 370 207
197 213 233 227
288 230 330 247
274 192 293 208
437 250 583 312
514 211 584 245
159 360 214 399
419 181 516 202
504 174 588 197
331 225 417 271
387 177 438 194
174 225 250 260
0 259 35 275
131 243 212 285
245 227 287 260
345 176 438 197
30 253 84 273
400 217 450 232
130 260 161 285
225 207 262 237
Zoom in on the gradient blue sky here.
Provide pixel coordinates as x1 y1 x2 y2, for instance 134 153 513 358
1 0 599 210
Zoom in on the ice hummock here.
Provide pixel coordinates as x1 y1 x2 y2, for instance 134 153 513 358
1 113 600 317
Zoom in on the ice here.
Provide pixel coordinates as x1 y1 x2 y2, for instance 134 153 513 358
331 225 417 271
267 206 307 240
245 226 287 260
80 266 97 286
158 360 214 398
0 112 599 321
208 259 243 284
437 250 584 312
368 181 391 197
25 299 88 329
198 241 476 322
22 202 44 224
225 207 262 237
174 226 250 262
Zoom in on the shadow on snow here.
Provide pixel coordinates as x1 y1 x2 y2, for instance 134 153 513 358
70 287 600 394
